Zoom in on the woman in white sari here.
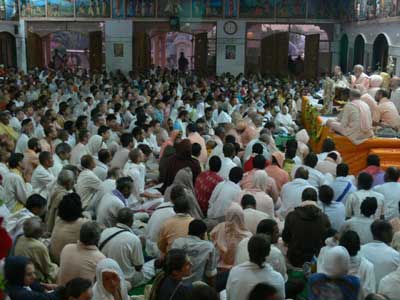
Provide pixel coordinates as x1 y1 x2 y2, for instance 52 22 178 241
92 258 129 300
84 135 107 159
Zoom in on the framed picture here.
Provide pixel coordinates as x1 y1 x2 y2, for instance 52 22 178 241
113 43 124 57
225 45 236 60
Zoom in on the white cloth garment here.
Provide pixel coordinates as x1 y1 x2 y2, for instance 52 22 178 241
242 208 271 235
123 161 146 202
378 266 400 300
96 192 126 228
207 180 242 219
226 261 285 300
75 169 103 210
99 223 145 287
279 178 317 218
349 253 376 297
361 241 400 288
340 215 374 245
92 258 129 300
89 179 116 215
145 202 175 258
93 160 109 181
291 165 328 188
319 201 345 231
330 176 357 204
345 189 385 219
4 208 34 241
49 154 68 177
218 157 236 180
15 133 29 154
234 237 287 281
3 172 32 211
31 165 55 199
373 182 400 220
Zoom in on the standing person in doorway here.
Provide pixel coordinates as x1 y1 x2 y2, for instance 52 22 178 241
178 52 189 73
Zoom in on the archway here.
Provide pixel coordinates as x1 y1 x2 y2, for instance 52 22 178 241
340 34 348 73
372 33 389 71
353 34 365 66
0 32 17 68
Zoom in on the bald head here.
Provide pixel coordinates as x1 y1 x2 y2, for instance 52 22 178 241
391 76 400 89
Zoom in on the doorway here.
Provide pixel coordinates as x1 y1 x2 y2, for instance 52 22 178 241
340 34 348 73
372 33 389 71
151 32 194 70
353 34 365 66
0 32 16 68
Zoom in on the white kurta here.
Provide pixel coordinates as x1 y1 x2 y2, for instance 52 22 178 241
97 193 126 228
279 178 317 218
75 169 103 210
226 261 285 300
373 182 400 220
361 241 400 288
378 267 400 300
15 133 30 154
3 172 32 211
218 157 237 181
31 165 55 199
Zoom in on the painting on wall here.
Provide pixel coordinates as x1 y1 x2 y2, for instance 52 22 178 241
126 0 155 17
224 0 237 17
307 0 337 19
276 0 306 18
192 0 222 17
20 0 45 17
225 45 236 60
47 0 74 17
114 43 124 57
239 0 274 18
158 0 191 17
0 0 18 19
337 0 354 21
112 0 125 17
76 0 110 17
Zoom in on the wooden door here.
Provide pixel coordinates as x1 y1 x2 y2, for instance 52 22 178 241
27 32 44 70
194 32 208 75
89 31 103 73
260 34 275 75
275 32 289 76
0 32 16 68
304 34 320 79
133 32 151 72
261 32 288 76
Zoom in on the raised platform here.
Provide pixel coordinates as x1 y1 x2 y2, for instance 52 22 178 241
301 97 400 175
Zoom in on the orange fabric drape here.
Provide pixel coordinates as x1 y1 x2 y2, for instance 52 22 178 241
302 97 400 175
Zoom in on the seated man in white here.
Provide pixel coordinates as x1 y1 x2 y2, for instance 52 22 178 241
31 151 56 199
345 172 384 220
279 167 316 218
227 234 285 300
341 197 377 245
75 155 103 210
235 219 287 280
361 220 400 288
99 207 145 287
97 176 133 228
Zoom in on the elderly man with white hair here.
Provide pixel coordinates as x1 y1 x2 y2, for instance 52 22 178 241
327 89 374 145
46 168 75 232
352 64 370 94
